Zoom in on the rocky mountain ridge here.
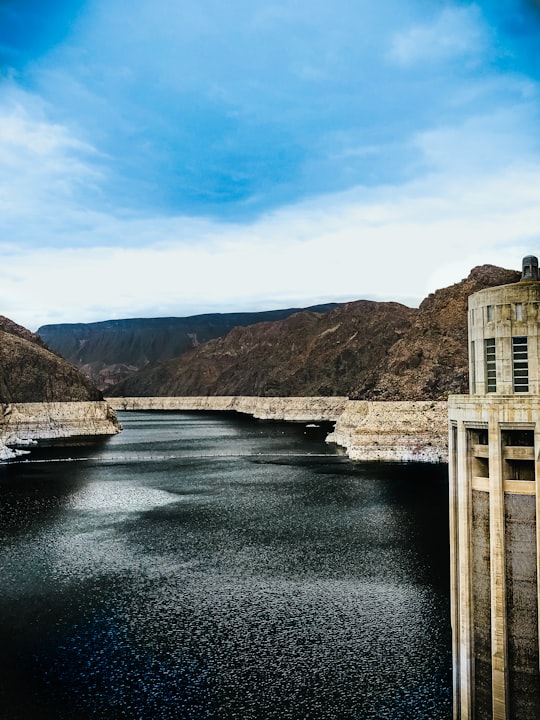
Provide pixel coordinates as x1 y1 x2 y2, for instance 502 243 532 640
109 265 521 400
110 299 416 397
0 315 102 403
370 264 520 399
38 304 341 391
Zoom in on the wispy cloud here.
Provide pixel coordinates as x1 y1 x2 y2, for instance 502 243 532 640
0 84 104 234
388 5 490 66
1 155 538 329
1 1 540 328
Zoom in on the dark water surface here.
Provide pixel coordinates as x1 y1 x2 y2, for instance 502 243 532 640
0 412 452 719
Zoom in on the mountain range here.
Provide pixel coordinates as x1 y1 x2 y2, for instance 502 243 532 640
38 305 340 392
103 264 520 400
4 264 523 402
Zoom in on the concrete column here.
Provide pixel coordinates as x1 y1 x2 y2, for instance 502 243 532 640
489 414 508 719
456 420 473 718
498 336 513 395
449 422 461 720
535 421 540 672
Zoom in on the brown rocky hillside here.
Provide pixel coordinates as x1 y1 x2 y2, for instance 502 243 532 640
108 265 520 400
37 304 341 392
0 316 102 403
110 300 416 397
367 265 520 399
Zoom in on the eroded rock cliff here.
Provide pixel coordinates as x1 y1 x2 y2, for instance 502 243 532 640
107 395 447 462
1 401 121 444
326 400 448 462
0 315 121 456
0 325 102 403
108 395 348 422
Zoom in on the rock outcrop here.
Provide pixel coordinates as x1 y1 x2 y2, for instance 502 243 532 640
1 401 121 445
107 395 348 422
0 314 121 457
107 395 448 462
108 265 520 400
0 319 102 403
367 265 520 399
326 400 448 462
0 315 49 347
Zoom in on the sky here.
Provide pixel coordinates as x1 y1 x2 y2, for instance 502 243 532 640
2 0 540 329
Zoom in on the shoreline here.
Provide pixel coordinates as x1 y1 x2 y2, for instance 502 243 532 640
0 401 121 460
107 396 449 463
0 396 449 464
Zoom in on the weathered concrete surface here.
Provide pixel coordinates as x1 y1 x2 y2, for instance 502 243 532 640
107 396 449 462
0 401 121 458
327 400 448 462
107 395 349 422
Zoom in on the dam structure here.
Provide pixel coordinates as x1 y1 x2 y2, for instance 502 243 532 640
449 256 540 719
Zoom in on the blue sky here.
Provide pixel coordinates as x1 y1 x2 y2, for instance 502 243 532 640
2 0 540 328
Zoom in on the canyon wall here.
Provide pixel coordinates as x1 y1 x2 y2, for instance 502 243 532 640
0 396 449 463
107 266 520 401
38 304 341 392
326 400 448 462
107 396 449 462
0 401 121 459
107 395 349 422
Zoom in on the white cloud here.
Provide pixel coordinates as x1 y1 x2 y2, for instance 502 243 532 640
1 159 538 331
0 85 103 222
388 5 489 66
1 36 540 331
413 102 540 176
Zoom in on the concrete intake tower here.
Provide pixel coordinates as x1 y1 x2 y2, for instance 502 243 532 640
449 256 540 719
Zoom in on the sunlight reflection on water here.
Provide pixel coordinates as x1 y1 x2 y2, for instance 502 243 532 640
0 412 452 720
67 481 181 512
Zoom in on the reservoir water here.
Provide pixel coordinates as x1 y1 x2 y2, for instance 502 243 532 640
0 411 452 719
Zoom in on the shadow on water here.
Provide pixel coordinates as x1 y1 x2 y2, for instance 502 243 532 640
0 436 117 718
0 436 114 539
0 413 452 720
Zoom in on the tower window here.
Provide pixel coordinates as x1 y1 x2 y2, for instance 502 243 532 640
515 303 523 320
486 305 493 321
471 340 476 393
512 336 529 393
485 338 496 393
